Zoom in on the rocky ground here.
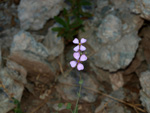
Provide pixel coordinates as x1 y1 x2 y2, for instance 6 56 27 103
0 0 150 113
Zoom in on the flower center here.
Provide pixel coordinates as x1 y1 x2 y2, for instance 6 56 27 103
79 43 81 46
77 60 80 63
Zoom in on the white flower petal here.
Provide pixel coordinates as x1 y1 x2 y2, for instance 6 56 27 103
77 63 84 71
73 52 80 60
73 38 79 44
80 45 86 51
81 38 87 44
80 54 87 61
70 61 77 68
73 45 80 52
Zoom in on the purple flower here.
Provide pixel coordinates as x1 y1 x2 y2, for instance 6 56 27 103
73 38 87 52
70 52 87 71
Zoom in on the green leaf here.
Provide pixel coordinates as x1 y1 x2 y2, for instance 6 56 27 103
54 16 67 27
57 30 65 37
13 98 20 105
14 108 23 113
79 80 83 85
63 8 67 15
65 33 71 39
52 27 63 32
71 30 78 37
70 18 83 29
81 12 93 18
58 103 63 108
66 103 72 109
72 9 78 16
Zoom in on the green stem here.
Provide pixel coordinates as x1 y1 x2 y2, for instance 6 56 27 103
70 109 74 113
74 75 82 113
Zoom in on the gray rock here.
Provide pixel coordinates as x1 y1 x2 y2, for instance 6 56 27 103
10 30 62 80
11 31 50 58
93 32 140 72
43 25 64 61
31 33 45 42
97 14 122 44
89 61 111 83
11 29 64 61
6 60 27 84
133 0 150 20
95 88 131 113
0 68 25 113
140 71 150 113
56 70 98 103
0 48 1 69
109 72 124 91
78 21 100 52
140 91 150 113
79 0 143 72
110 0 135 12
9 50 55 77
0 9 11 29
0 28 19 49
18 0 64 30
96 0 109 10
0 3 18 30
50 53 65 75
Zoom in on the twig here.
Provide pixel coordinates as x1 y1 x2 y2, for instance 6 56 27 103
96 100 111 113
57 60 64 76
57 60 73 77
30 99 49 113
64 68 73 77
134 106 139 113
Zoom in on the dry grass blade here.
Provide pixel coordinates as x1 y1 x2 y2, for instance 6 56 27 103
57 60 73 77
96 100 111 113
30 99 49 113
57 60 64 75
134 106 139 113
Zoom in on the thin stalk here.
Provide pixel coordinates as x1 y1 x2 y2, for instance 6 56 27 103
74 75 82 113
70 109 74 113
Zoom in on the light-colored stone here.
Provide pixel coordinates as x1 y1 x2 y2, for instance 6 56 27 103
9 50 55 77
6 60 27 84
43 25 64 61
140 71 150 113
56 70 98 103
0 28 19 49
0 68 24 113
93 32 140 72
109 72 124 91
133 0 150 20
0 47 1 69
0 3 18 30
97 14 122 44
18 0 64 30
79 0 143 72
95 88 131 113
11 31 50 58
89 61 110 83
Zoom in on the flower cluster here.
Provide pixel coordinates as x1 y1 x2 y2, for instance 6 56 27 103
70 38 87 71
